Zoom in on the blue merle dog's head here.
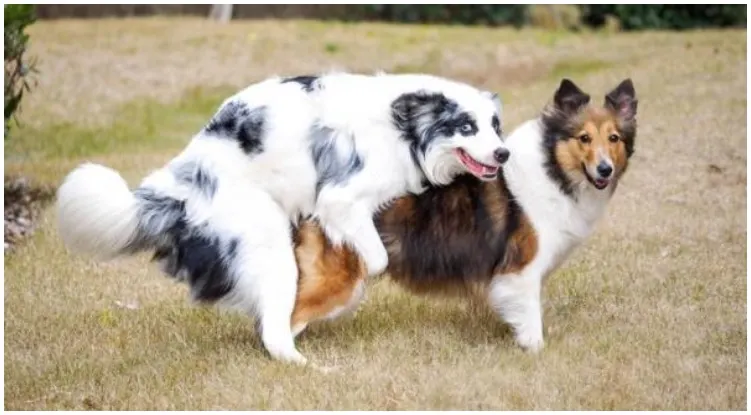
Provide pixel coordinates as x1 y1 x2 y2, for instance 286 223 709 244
391 86 508 185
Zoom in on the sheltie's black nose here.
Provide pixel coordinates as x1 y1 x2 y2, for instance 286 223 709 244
597 162 613 178
494 148 510 164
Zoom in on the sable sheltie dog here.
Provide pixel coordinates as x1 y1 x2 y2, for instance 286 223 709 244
56 72 507 365
290 78 638 352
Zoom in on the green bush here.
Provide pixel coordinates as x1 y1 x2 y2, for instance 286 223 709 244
351 5 745 30
5 4 38 136
359 5 528 28
582 5 746 30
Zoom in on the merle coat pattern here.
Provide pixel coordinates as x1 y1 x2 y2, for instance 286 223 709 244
56 72 508 365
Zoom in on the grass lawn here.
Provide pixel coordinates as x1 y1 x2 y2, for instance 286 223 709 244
4 18 747 410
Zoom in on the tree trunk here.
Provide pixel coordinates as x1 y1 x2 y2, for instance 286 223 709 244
209 4 233 23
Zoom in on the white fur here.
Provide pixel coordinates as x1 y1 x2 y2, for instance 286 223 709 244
58 160 307 364
489 119 614 351
56 163 140 259
211 72 506 276
55 71 507 365
207 181 306 364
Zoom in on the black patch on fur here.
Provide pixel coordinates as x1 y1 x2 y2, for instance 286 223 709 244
491 114 501 137
205 101 266 155
131 187 237 303
309 124 364 194
130 188 186 250
152 244 180 278
171 233 238 302
618 120 637 159
376 174 521 285
540 79 592 197
391 90 477 160
540 112 576 197
172 162 218 199
281 75 319 92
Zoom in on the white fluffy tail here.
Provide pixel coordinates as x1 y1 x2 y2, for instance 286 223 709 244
56 163 140 260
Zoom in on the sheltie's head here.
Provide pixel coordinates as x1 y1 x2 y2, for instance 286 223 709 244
542 78 638 195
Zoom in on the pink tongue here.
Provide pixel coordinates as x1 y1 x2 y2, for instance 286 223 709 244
465 157 486 176
459 150 497 177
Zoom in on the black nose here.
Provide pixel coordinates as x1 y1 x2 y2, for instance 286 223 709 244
493 148 510 164
597 162 613 178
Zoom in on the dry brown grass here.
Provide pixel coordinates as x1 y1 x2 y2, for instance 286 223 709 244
4 18 747 410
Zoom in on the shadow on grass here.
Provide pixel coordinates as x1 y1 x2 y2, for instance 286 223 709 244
60 290 516 364
297 290 514 350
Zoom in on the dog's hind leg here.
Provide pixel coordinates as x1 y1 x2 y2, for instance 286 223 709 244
247 222 306 365
214 186 307 365
256 250 306 365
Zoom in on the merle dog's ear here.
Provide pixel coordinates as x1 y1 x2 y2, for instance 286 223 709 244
482 91 502 114
554 78 590 115
605 78 638 120
391 93 419 124
391 91 439 127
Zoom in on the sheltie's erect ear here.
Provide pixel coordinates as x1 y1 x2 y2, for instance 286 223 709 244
553 78 590 115
605 78 638 121
604 78 638 158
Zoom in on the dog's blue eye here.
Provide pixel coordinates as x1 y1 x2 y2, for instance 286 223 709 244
460 123 473 133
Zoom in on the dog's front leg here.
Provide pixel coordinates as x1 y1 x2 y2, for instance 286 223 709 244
315 186 388 277
487 271 544 352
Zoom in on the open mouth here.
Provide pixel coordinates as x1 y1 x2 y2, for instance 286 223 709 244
582 164 610 190
455 149 499 180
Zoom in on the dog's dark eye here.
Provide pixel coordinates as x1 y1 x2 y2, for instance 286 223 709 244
608 134 620 143
579 134 591 143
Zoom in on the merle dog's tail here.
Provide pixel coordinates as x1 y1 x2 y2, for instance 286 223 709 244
56 163 183 260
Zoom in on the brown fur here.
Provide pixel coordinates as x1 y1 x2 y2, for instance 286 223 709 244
554 107 630 186
289 79 637 332
381 177 534 295
290 175 540 330
496 214 538 275
542 78 637 196
290 221 365 332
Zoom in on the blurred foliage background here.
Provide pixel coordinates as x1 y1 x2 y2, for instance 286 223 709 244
30 4 747 30
5 4 747 137
4 4 38 137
